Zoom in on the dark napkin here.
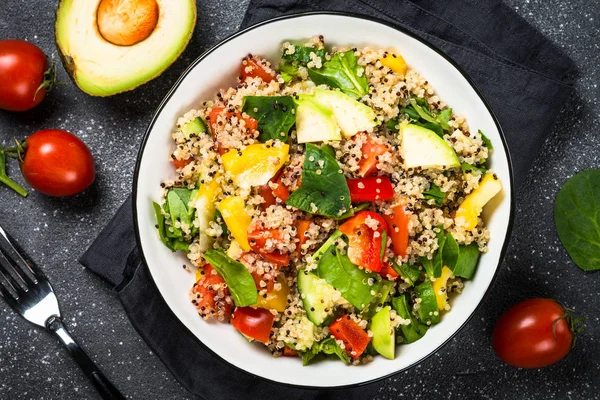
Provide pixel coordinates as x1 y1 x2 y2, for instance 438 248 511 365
81 1 576 399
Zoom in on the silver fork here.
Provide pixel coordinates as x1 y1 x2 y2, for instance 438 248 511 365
0 225 125 400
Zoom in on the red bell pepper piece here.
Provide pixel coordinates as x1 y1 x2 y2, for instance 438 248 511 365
347 176 394 203
295 219 311 255
329 315 371 359
383 203 410 258
358 136 389 177
339 211 387 273
379 263 399 280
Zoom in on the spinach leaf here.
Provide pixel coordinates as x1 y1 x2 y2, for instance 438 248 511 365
431 226 446 278
360 279 394 320
404 98 453 135
436 108 453 131
392 262 422 286
423 183 445 206
242 96 296 142
312 229 344 262
317 245 383 310
442 233 459 271
152 201 191 252
554 169 600 271
391 294 429 344
300 337 350 365
282 45 326 64
461 163 487 175
415 280 440 325
165 188 197 238
286 144 351 217
335 202 370 220
279 61 297 82
203 249 258 306
386 118 399 131
453 243 481 279
479 129 493 150
414 121 444 138
214 209 229 238
308 50 368 99
420 257 435 279
400 106 420 122
408 98 438 125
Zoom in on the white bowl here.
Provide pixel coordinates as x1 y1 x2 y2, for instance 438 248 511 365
133 12 514 388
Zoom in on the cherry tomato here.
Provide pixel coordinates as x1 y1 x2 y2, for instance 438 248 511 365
192 265 233 320
357 136 389 177
493 298 582 368
295 219 312 255
20 130 95 197
347 176 394 202
240 55 275 83
283 346 299 357
383 202 410 258
339 211 387 273
0 40 54 111
231 306 275 343
329 314 371 359
172 157 193 170
259 170 289 211
247 229 290 266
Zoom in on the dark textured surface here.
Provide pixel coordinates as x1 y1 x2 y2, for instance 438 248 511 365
0 1 598 399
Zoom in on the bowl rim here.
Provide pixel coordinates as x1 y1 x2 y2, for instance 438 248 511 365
132 10 516 390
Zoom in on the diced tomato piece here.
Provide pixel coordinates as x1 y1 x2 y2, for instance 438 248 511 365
192 264 232 319
259 170 290 211
295 219 311 255
208 106 259 155
251 270 275 292
379 263 399 280
247 229 290 267
347 176 394 203
383 203 409 258
283 347 299 357
259 183 278 210
172 157 193 170
329 315 371 359
231 306 275 343
339 211 387 273
358 136 389 177
272 177 290 201
240 55 276 83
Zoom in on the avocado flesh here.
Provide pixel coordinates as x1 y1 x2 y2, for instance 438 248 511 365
55 0 196 96
400 123 460 169
295 95 341 143
312 89 379 138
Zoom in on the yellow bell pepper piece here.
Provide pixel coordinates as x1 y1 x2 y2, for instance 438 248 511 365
194 175 222 251
255 277 290 312
195 267 205 282
455 173 502 231
433 266 454 310
380 53 408 75
221 143 289 189
226 239 244 260
218 196 252 251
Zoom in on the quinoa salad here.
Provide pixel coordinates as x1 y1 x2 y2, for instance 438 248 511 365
152 37 503 365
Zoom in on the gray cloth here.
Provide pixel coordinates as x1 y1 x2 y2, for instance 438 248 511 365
80 1 576 399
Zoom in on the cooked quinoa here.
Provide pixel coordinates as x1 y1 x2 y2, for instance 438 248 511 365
153 37 502 365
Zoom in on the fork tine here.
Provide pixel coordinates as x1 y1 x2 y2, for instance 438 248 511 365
0 226 41 284
0 252 24 298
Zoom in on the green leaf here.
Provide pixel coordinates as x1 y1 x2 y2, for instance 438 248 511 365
386 118 399 131
554 169 600 271
360 279 394 320
479 129 493 150
420 257 434 279
400 106 420 121
300 337 350 366
408 98 437 125
282 45 327 64
214 209 229 238
391 294 429 344
431 226 446 278
279 61 297 82
166 188 197 238
317 245 384 310
442 233 459 271
242 96 296 142
415 280 440 325
391 262 422 287
436 108 453 131
414 121 444 138
308 50 368 99
379 230 387 262
423 183 445 206
335 202 370 220
312 229 344 262
461 163 487 175
203 249 258 306
152 200 191 252
453 243 481 279
286 144 351 217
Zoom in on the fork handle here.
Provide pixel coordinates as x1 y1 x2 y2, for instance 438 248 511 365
47 317 125 400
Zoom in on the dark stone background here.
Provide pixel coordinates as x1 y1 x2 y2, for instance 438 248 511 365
0 1 598 399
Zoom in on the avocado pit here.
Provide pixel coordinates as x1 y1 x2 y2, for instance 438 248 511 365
97 0 159 46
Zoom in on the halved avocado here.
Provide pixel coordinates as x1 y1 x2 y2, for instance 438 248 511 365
55 0 196 96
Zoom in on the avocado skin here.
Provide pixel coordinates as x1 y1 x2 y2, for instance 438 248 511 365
54 0 197 97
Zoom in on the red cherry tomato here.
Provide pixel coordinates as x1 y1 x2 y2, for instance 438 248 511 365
329 314 371 359
240 55 275 83
231 306 275 343
493 298 582 368
0 40 54 111
347 176 394 202
339 211 387 273
20 129 95 197
247 229 290 267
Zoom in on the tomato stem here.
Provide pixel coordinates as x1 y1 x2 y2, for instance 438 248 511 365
552 302 586 348
0 148 28 197
34 60 57 101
